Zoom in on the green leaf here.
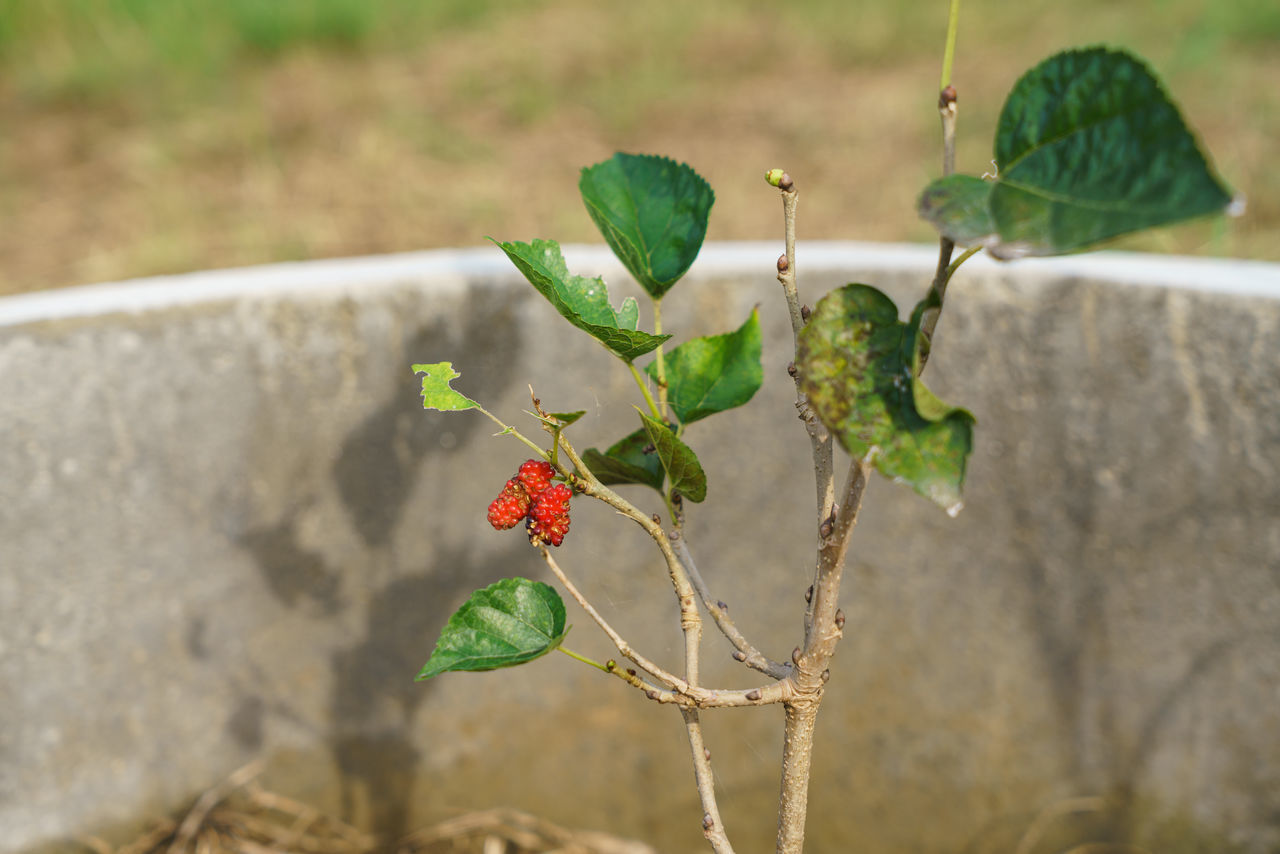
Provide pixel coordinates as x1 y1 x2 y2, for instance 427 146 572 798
795 284 974 514
639 412 707 503
579 153 714 299
417 578 568 679
919 47 1234 258
548 410 586 426
647 309 764 425
493 238 670 361
582 428 666 492
412 362 478 412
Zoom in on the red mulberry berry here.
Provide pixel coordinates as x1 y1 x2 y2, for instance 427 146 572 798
517 459 556 498
487 478 530 530
526 483 572 547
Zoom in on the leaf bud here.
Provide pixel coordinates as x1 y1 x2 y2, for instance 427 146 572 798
801 304 811 322
703 747 712 760
745 689 762 701
805 585 813 604
777 254 790 273
732 650 747 662
787 361 798 377
939 85 958 108
765 168 786 186
645 689 659 700
835 609 846 629
606 659 616 671
717 600 728 612
778 172 794 190
627 668 637 677
791 646 802 665
821 668 831 683
703 813 715 830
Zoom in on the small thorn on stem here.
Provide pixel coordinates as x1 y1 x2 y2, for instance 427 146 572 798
746 689 762 702
777 253 790 273
800 304 811 322
703 814 715 831
835 609 846 630
805 585 813 604
939 85 958 108
787 361 798 377
791 646 802 665
732 650 747 662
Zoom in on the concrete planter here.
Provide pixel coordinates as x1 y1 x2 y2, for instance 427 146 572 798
3 243 1278 853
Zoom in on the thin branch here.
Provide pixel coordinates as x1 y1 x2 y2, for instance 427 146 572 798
773 174 837 559
683 708 735 854
541 547 789 709
672 533 791 679
919 81 959 375
652 296 670 420
626 361 663 420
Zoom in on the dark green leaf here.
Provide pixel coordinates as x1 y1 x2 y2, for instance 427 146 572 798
413 362 478 412
796 284 974 514
417 578 567 679
647 309 764 425
579 153 714 298
493 238 670 361
639 412 707 503
582 428 666 491
919 47 1234 258
917 175 997 246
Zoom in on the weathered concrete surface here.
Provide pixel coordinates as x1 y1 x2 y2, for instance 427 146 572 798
2 243 1278 854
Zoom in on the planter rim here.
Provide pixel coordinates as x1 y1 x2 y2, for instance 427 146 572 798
2 241 1277 329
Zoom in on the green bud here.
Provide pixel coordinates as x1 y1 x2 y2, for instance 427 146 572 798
765 168 785 187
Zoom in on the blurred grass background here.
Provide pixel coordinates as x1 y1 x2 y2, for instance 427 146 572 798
1 0 1276 295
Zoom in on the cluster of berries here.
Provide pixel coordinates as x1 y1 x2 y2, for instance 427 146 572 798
487 459 572 547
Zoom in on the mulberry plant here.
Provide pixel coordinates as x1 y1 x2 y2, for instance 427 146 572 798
411 7 1236 852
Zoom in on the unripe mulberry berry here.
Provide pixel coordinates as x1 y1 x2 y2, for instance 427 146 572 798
527 483 572 547
517 459 556 498
487 478 530 530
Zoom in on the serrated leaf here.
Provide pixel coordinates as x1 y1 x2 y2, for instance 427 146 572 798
639 412 707 503
647 309 764 425
579 153 714 299
582 427 666 491
417 578 567 679
796 284 974 513
413 362 478 412
493 238 670 361
919 47 1234 258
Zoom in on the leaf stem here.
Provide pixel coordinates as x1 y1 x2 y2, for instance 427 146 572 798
940 0 961 92
652 296 670 420
627 361 664 420
473 404 549 459
556 645 610 672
